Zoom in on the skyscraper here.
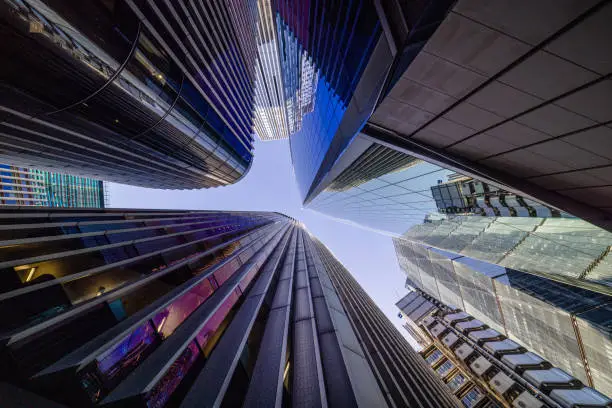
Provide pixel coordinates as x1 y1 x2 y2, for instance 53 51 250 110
0 0 257 189
393 222 612 396
397 290 612 408
364 1 612 232
0 164 107 208
279 0 612 233
0 207 459 408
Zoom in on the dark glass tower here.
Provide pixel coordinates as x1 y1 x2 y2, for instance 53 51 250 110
0 207 459 408
0 0 257 189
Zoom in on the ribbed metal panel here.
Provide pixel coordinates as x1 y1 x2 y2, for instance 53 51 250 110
35 225 278 378
0 207 466 408
99 226 289 405
179 227 293 408
0 0 256 189
290 230 325 408
242 229 298 408
313 239 461 408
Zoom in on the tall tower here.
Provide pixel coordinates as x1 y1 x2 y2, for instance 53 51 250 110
396 290 612 408
0 0 258 189
0 207 459 408
393 218 612 397
279 0 612 232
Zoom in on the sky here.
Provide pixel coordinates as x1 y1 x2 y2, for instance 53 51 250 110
108 138 417 346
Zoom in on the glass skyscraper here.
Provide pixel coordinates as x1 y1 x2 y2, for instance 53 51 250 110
278 0 612 233
393 221 612 396
0 164 106 208
0 207 459 408
0 0 257 189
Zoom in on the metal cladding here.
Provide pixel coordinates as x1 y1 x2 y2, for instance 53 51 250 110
365 1 612 231
0 207 459 408
0 0 257 189
400 290 612 408
394 228 612 397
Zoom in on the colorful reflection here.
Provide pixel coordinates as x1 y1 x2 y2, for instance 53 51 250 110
80 321 159 402
145 341 200 408
97 321 158 377
152 277 218 339
196 291 240 351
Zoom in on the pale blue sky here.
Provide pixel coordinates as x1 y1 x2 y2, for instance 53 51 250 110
108 139 414 344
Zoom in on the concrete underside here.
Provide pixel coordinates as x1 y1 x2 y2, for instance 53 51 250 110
369 0 612 230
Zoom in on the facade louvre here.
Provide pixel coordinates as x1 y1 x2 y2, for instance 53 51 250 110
0 164 106 208
393 229 612 397
0 0 257 189
397 290 612 408
314 239 461 408
0 207 458 408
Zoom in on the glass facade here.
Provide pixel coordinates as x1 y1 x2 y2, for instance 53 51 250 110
298 136 566 235
280 0 383 200
0 164 106 207
400 216 612 293
0 207 457 408
0 0 257 189
394 235 612 396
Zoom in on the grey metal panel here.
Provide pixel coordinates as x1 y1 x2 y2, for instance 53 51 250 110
293 287 313 322
295 269 309 289
396 291 421 310
523 368 578 389
242 229 297 408
468 329 502 343
312 296 334 334
502 352 547 371
470 356 493 376
271 279 292 309
309 277 324 298
402 296 427 315
512 391 545 408
242 307 290 408
409 300 437 323
180 295 263 408
444 312 471 323
442 332 460 349
317 331 359 407
181 229 293 408
292 319 324 408
329 307 365 358
549 387 612 408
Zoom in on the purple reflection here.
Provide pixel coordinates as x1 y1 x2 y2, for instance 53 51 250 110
152 278 216 339
96 321 157 381
214 260 239 286
145 341 200 408
195 291 239 349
